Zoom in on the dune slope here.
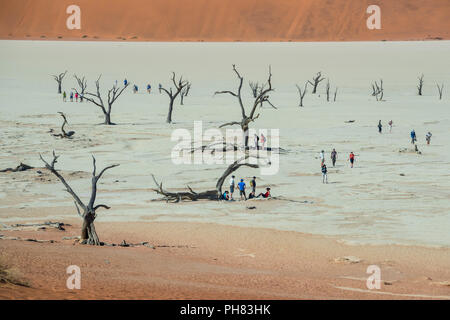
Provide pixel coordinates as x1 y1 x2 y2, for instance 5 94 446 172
0 0 449 41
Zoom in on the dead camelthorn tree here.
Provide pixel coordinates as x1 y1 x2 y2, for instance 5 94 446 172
152 154 261 202
50 112 75 138
180 81 192 106
334 87 338 102
52 71 67 94
295 82 308 107
214 64 276 148
77 75 129 125
160 72 189 123
39 151 119 245
417 74 424 96
371 79 384 101
73 74 87 102
308 72 325 94
437 83 444 100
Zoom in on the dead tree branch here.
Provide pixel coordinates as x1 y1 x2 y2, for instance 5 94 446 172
73 74 87 102
180 81 192 106
295 82 308 107
51 112 75 138
307 72 325 94
371 79 384 101
437 83 444 100
417 74 424 96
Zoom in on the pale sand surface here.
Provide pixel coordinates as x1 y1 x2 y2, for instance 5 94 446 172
0 40 449 299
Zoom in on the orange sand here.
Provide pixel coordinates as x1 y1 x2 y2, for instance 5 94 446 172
0 0 449 42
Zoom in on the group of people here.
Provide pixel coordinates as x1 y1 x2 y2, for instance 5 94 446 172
411 129 433 145
222 176 271 201
253 133 267 150
377 120 394 133
123 79 152 94
62 91 82 103
377 121 433 145
319 149 356 184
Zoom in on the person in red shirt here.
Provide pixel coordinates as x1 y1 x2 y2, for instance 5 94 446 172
349 152 355 168
256 187 271 198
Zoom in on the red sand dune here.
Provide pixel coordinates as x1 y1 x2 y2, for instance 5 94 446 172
0 0 449 42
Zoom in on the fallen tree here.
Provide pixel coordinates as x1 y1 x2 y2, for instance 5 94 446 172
0 163 33 173
151 154 260 202
39 151 119 245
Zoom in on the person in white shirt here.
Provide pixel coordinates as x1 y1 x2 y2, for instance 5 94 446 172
229 175 236 199
319 150 325 165
426 132 432 145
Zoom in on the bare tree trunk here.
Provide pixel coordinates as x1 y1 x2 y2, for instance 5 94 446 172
326 79 331 102
104 112 112 125
167 99 175 123
334 88 338 102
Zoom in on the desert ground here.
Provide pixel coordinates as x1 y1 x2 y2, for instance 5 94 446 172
1 0 449 42
0 40 449 299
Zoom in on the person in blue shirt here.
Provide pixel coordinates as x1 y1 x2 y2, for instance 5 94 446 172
221 191 230 201
411 130 416 144
238 179 247 200
124 79 128 86
147 84 151 93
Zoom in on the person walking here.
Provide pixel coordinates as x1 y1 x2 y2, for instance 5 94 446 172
321 163 328 184
254 134 259 149
331 149 337 167
124 79 128 86
70 92 73 102
250 176 256 194
349 152 355 168
411 130 417 144
388 120 393 133
62 91 67 102
260 133 266 150
378 120 382 134
147 84 151 93
238 179 247 200
229 175 236 199
426 132 432 145
319 150 325 165
75 92 79 102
